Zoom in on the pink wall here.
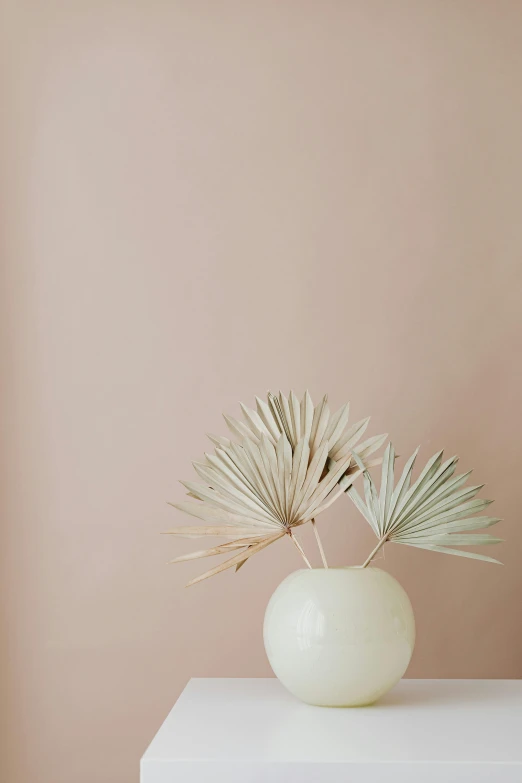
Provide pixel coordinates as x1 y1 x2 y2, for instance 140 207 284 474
2 2 522 782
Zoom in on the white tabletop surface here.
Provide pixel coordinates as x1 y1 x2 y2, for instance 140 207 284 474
141 678 522 782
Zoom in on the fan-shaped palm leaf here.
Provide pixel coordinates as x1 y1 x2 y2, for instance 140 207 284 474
216 390 387 471
165 391 387 585
166 433 369 585
348 444 502 566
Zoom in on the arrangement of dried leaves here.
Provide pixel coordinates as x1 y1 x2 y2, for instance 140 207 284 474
165 391 502 585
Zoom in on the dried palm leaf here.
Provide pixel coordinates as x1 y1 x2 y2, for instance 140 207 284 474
222 391 386 476
166 433 362 584
347 444 503 566
166 391 387 584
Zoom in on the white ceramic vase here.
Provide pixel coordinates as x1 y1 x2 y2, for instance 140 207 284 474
264 567 415 707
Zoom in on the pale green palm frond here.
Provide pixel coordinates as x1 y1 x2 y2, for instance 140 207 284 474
348 444 502 565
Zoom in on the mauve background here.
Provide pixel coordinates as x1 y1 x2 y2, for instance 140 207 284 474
1 2 521 782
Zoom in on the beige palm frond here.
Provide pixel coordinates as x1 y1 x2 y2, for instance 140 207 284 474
348 444 503 566
215 390 387 473
165 391 387 585
166 433 364 586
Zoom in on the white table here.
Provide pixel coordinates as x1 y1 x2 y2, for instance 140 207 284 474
141 678 522 782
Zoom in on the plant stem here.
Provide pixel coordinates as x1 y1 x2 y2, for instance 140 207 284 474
361 536 387 568
288 530 312 569
311 519 328 568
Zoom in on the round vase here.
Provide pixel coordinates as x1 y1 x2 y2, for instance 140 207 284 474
263 567 415 707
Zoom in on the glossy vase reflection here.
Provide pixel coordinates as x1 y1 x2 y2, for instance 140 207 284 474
263 568 415 707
